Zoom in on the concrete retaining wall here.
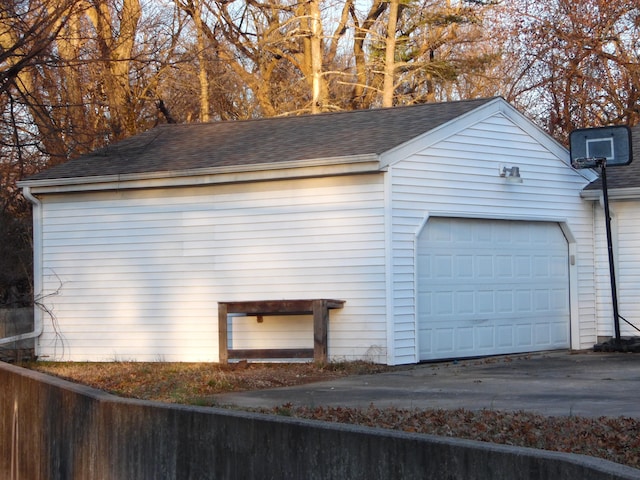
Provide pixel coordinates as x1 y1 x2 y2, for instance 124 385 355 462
0 307 33 337
0 308 34 361
1 361 639 480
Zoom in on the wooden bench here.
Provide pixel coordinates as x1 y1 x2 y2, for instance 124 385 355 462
217 299 345 363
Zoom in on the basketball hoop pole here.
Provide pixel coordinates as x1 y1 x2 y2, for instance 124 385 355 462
569 125 633 348
598 158 622 344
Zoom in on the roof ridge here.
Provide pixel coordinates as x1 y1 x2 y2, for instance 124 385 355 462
152 96 499 129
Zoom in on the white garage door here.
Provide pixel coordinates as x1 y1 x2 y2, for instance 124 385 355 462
417 218 570 361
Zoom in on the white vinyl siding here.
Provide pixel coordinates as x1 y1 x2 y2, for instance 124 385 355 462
37 175 387 362
386 112 595 364
593 201 640 338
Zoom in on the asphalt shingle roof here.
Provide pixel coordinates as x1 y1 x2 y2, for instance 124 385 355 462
584 124 640 190
25 98 495 182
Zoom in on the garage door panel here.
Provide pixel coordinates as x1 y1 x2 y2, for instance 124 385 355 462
496 291 513 312
515 257 532 276
535 323 550 344
434 292 453 314
516 325 533 346
421 316 567 350
551 258 569 277
551 322 569 343
534 289 551 310
477 326 494 348
435 329 454 352
418 218 570 361
435 255 453 277
533 258 550 276
457 256 473 276
496 256 512 276
497 326 512 347
459 328 474 349
429 287 564 318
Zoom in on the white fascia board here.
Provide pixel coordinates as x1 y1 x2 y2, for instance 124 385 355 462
18 154 381 194
380 97 596 182
379 98 507 167
581 187 640 201
495 102 597 182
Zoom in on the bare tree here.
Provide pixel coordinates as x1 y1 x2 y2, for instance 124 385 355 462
495 0 640 139
351 0 500 108
4 0 184 164
0 0 82 96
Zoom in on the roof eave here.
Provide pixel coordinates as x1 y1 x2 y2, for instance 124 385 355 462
581 186 640 200
18 154 382 194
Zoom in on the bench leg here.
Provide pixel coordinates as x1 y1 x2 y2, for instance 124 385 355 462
313 299 328 363
218 303 229 364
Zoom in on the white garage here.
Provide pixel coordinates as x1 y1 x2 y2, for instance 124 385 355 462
417 217 570 361
20 97 599 364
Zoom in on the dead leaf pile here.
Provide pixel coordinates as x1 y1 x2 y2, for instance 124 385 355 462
266 405 640 469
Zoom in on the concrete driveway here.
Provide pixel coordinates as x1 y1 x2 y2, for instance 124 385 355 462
213 351 640 418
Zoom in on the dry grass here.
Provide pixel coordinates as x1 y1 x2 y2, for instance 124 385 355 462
22 360 640 470
24 360 388 404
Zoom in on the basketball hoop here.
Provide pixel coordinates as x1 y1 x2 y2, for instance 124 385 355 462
569 126 632 169
570 157 605 169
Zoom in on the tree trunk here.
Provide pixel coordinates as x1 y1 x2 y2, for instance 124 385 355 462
193 0 210 122
350 0 386 109
309 0 323 113
382 0 399 108
85 0 142 138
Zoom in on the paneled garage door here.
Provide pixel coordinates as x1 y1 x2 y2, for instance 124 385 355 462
417 218 570 361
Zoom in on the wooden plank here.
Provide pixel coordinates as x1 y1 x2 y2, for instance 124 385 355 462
228 348 314 359
220 299 344 316
222 300 313 315
313 299 328 363
218 303 228 364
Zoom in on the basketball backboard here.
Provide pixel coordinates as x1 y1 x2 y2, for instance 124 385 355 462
569 125 633 169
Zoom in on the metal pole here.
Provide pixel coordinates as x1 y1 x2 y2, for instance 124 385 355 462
599 159 622 344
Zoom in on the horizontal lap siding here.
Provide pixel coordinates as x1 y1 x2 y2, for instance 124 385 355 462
389 113 595 364
594 202 640 338
38 175 387 362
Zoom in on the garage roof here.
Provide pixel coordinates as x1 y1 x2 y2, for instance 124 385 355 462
22 98 495 184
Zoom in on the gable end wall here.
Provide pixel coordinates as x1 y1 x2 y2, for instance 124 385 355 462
387 112 596 365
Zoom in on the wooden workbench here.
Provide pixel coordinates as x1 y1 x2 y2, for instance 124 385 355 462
217 299 345 363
